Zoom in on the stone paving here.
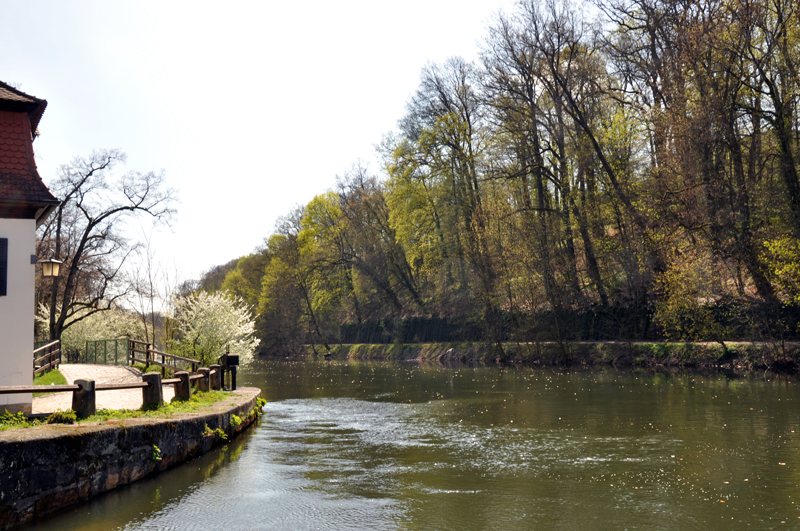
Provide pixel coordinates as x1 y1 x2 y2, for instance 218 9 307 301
32 364 175 414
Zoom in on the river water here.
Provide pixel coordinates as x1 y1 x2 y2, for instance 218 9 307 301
26 359 800 530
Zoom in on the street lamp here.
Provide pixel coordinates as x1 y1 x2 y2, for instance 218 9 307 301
38 250 62 278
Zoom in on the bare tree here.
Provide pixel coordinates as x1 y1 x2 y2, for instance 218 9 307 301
37 149 177 341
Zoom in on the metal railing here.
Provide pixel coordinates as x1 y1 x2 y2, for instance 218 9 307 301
84 338 130 365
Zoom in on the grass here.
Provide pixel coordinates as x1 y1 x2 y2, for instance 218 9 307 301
0 389 232 431
131 363 175 378
87 390 230 422
32 369 67 397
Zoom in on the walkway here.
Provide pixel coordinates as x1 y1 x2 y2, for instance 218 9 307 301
32 364 176 414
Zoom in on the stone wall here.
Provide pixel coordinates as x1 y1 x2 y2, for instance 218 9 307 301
0 387 261 529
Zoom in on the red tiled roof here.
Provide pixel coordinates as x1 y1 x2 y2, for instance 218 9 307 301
0 84 38 104
0 110 58 206
0 80 47 137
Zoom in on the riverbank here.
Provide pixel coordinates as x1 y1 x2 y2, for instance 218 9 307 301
306 341 800 372
0 386 262 529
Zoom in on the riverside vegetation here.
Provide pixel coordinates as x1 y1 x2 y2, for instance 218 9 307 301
313 340 798 371
199 0 800 366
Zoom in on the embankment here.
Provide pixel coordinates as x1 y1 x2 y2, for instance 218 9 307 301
310 342 800 372
0 387 261 530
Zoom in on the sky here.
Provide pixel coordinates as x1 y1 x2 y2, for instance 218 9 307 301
0 0 527 282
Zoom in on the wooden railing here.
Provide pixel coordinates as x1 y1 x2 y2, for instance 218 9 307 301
0 368 223 417
129 339 149 364
33 341 61 377
128 341 200 375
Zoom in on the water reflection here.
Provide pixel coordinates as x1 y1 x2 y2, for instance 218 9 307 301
28 360 800 530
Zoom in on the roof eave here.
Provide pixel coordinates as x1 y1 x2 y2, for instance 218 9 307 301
35 202 59 228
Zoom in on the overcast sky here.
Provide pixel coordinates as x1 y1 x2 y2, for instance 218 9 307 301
1 0 523 281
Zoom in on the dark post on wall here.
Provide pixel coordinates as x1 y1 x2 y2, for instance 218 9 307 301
0 238 7 296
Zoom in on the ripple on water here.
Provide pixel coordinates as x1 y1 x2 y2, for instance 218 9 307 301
28 363 800 531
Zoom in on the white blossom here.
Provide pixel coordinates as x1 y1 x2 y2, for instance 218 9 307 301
36 303 145 353
170 291 259 366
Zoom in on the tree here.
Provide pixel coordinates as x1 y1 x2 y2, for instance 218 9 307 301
390 58 508 352
221 251 270 309
170 290 260 366
36 149 177 341
195 0 800 346
128 229 185 350
36 303 145 354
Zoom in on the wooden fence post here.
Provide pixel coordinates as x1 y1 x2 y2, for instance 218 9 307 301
72 379 96 418
198 368 210 392
142 373 163 408
209 364 222 390
174 371 191 401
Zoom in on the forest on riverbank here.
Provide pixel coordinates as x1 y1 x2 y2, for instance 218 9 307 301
201 0 800 355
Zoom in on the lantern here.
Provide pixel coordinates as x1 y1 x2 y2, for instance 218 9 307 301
38 250 62 278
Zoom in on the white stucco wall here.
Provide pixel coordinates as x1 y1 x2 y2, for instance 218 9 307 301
0 218 35 412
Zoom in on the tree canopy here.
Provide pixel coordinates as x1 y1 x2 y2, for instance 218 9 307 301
203 0 800 353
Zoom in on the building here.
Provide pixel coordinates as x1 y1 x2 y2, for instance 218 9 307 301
0 81 59 413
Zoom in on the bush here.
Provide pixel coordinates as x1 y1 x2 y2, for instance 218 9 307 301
46 409 77 424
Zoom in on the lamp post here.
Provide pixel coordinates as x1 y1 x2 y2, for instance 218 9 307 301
38 249 63 342
38 249 62 278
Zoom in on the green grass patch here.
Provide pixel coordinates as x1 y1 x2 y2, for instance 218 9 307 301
85 390 230 423
0 408 78 431
131 363 175 378
32 369 68 397
0 411 36 431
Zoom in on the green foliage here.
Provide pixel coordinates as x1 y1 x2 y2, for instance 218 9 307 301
0 411 35 431
46 409 77 424
150 445 162 461
197 0 800 345
764 237 800 303
654 253 733 343
1 409 78 430
221 252 270 309
230 414 242 427
298 192 343 254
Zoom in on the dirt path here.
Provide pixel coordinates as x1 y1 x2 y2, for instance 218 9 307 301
32 364 175 414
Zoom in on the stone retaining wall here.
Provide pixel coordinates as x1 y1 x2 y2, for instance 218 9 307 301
315 341 800 371
0 387 262 529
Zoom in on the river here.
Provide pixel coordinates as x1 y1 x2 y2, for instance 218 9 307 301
25 359 800 530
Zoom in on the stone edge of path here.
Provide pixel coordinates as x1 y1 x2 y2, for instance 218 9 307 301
0 387 262 530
